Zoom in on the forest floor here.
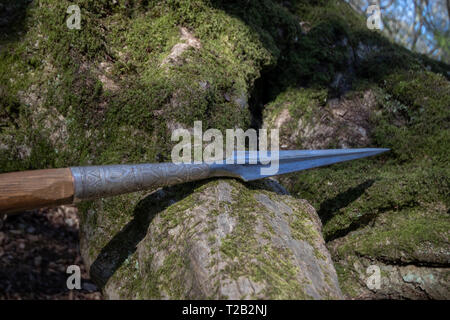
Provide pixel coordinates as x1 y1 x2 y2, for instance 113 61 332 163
0 206 102 300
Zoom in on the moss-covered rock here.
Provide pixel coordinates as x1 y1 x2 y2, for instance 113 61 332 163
2 0 449 300
263 58 450 296
79 179 343 299
332 256 449 299
263 87 377 149
260 1 450 299
2 0 296 171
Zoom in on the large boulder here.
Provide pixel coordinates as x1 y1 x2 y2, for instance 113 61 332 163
256 1 450 300
328 210 450 299
263 69 450 299
262 88 377 150
79 179 343 299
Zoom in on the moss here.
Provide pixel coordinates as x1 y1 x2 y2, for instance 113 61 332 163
242 3 450 298
273 66 449 244
333 260 359 297
86 179 325 299
259 0 449 101
91 179 330 299
373 71 450 164
2 0 448 163
1 0 284 173
263 72 448 245
152 250 190 299
264 87 327 119
268 30 450 296
263 87 328 146
336 207 449 264
216 183 321 299
2 0 449 299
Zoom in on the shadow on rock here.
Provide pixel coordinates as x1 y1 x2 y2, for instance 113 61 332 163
318 179 375 240
88 181 209 289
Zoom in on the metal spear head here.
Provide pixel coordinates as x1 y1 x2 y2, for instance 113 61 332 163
212 148 390 181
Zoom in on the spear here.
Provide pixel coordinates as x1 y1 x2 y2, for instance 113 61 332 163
0 148 388 213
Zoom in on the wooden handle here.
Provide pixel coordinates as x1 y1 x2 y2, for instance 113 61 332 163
0 168 75 214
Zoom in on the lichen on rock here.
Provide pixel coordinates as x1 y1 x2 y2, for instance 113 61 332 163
259 1 450 300
79 179 343 299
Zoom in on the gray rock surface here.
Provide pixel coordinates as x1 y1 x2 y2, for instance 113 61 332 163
79 179 343 299
263 88 377 150
330 254 450 300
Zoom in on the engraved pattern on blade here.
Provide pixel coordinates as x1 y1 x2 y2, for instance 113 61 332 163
70 163 210 201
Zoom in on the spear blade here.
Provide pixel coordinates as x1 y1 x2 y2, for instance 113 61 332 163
212 148 390 181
